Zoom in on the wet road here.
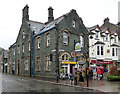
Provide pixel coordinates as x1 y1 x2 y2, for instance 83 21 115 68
2 73 98 92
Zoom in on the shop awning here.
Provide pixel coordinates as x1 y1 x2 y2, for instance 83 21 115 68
91 60 113 64
62 61 78 64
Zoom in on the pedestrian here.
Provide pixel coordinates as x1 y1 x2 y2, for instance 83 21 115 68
100 69 104 80
68 72 71 83
97 68 101 80
12 67 14 75
79 71 84 82
93 68 97 80
70 73 74 85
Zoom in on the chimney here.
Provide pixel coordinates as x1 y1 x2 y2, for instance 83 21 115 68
22 4 29 22
104 17 109 24
48 6 54 22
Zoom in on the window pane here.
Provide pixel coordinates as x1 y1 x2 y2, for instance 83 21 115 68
112 48 115 56
63 32 68 45
97 46 99 55
47 34 50 46
80 36 84 47
101 46 103 55
116 48 117 56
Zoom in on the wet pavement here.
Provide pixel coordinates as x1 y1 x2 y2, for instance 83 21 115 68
1 73 120 93
59 78 120 92
2 73 98 92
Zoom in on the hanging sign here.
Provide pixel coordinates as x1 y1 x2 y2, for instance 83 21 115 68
75 43 81 52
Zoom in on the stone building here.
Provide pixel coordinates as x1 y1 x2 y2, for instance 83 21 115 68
8 5 89 79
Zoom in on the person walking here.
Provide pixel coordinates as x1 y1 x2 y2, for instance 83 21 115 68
97 68 101 80
93 68 97 80
70 73 74 85
101 69 104 80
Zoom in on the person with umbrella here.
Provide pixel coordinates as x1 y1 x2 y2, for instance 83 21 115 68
98 66 104 80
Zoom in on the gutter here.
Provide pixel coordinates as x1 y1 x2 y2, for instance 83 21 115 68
32 26 55 77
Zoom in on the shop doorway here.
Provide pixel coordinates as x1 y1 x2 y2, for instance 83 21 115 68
70 64 75 74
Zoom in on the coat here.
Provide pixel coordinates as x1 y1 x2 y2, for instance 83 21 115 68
97 69 101 75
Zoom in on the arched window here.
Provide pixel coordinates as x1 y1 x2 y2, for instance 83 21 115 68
63 31 69 45
61 52 71 61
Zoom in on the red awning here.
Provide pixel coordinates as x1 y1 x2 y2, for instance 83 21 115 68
91 60 113 64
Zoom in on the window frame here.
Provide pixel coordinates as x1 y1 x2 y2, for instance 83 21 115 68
37 37 41 49
63 31 69 45
22 43 24 53
22 29 25 39
112 48 115 56
36 57 41 72
24 58 28 71
72 19 76 27
45 55 51 72
80 35 84 48
46 33 50 47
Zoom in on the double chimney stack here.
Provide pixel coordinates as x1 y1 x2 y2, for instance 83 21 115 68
22 5 54 23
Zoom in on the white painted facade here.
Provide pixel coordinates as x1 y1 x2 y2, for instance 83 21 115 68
88 25 119 66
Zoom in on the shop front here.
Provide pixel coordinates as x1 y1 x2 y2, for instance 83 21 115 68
91 60 114 70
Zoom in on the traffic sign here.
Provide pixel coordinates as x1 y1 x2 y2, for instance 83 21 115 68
59 56 62 61
71 52 76 57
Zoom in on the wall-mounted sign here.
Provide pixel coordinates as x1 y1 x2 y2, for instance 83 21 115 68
75 43 81 52
71 52 76 57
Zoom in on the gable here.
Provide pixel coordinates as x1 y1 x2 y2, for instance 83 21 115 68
57 9 88 35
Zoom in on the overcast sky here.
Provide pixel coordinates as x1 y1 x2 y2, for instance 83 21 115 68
0 0 119 50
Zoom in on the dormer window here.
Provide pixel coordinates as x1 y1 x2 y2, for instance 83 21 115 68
95 32 98 39
105 34 108 41
72 20 76 27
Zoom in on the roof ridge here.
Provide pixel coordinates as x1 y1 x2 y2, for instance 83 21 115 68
29 20 43 24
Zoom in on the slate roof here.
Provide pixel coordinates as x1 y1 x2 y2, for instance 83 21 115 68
27 11 70 35
87 25 101 31
101 22 120 38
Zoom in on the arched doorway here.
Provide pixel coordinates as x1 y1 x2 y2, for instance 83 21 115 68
60 52 71 76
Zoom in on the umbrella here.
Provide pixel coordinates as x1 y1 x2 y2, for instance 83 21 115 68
99 66 104 69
